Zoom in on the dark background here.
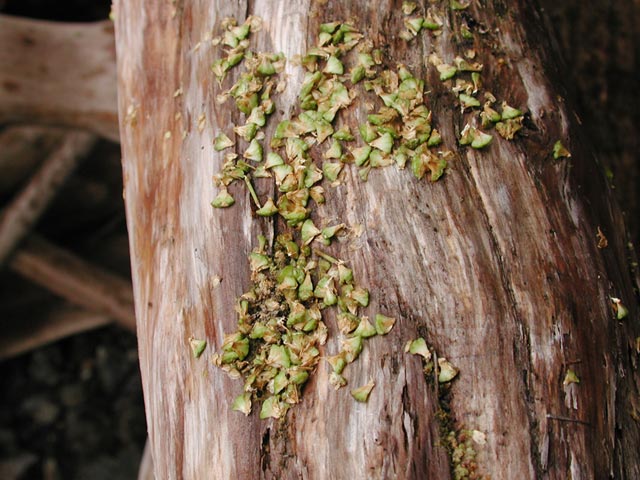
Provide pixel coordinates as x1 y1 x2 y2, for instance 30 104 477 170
0 1 637 479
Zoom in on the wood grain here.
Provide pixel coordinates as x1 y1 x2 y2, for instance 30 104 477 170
115 1 640 478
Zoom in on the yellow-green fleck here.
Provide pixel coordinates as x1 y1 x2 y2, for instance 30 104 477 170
342 335 364 363
459 93 480 109
324 56 344 75
423 11 442 30
271 370 288 394
337 312 359 335
249 252 270 272
329 371 347 390
324 139 342 159
260 396 283 419
322 223 344 241
265 152 284 168
471 71 481 91
352 145 372 167
350 286 369 307
402 1 417 15
211 189 235 208
256 197 278 216
370 132 394 154
553 140 571 159
323 161 343 182
333 126 354 141
438 64 457 81
268 345 291 368
327 353 347 374
337 263 353 284
427 129 442 147
471 130 493 149
351 380 375 403
405 337 431 361
496 118 523 140
611 297 628 320
353 317 377 338
450 0 470 10
214 132 234 151
232 392 252 415
189 338 207 358
374 314 396 335
359 123 377 143
301 219 321 245
438 358 459 383
501 102 523 120
481 104 501 127
460 22 473 40
563 369 580 386
244 138 263 161
405 17 424 36
290 368 309 385
297 273 314 301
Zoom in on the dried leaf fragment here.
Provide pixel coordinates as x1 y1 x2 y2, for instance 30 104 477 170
596 226 608 249
214 132 235 151
563 369 580 386
352 317 377 338
324 56 344 75
374 314 396 335
232 392 252 415
301 219 321 245
501 102 523 120
496 118 523 140
450 0 470 10
553 140 571 159
260 396 284 419
611 297 629 320
211 189 235 208
438 358 459 383
329 372 347 390
472 430 487 445
405 338 431 361
402 1 417 15
459 93 480 109
243 138 263 162
471 130 493 149
189 338 207 358
327 353 347 374
256 197 278 216
437 64 457 81
351 380 375 402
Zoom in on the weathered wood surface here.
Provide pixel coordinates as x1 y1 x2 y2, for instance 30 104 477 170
115 1 640 478
0 15 118 141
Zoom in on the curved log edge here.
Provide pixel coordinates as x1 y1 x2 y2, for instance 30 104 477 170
0 14 118 141
114 1 640 479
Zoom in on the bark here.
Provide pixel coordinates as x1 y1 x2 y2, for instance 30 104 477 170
114 1 640 479
540 0 640 245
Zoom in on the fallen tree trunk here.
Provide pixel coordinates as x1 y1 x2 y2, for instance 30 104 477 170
114 1 640 478
0 15 118 141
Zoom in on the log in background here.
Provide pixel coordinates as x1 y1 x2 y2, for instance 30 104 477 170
114 1 639 479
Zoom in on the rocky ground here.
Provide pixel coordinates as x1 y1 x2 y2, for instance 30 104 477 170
0 327 146 479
